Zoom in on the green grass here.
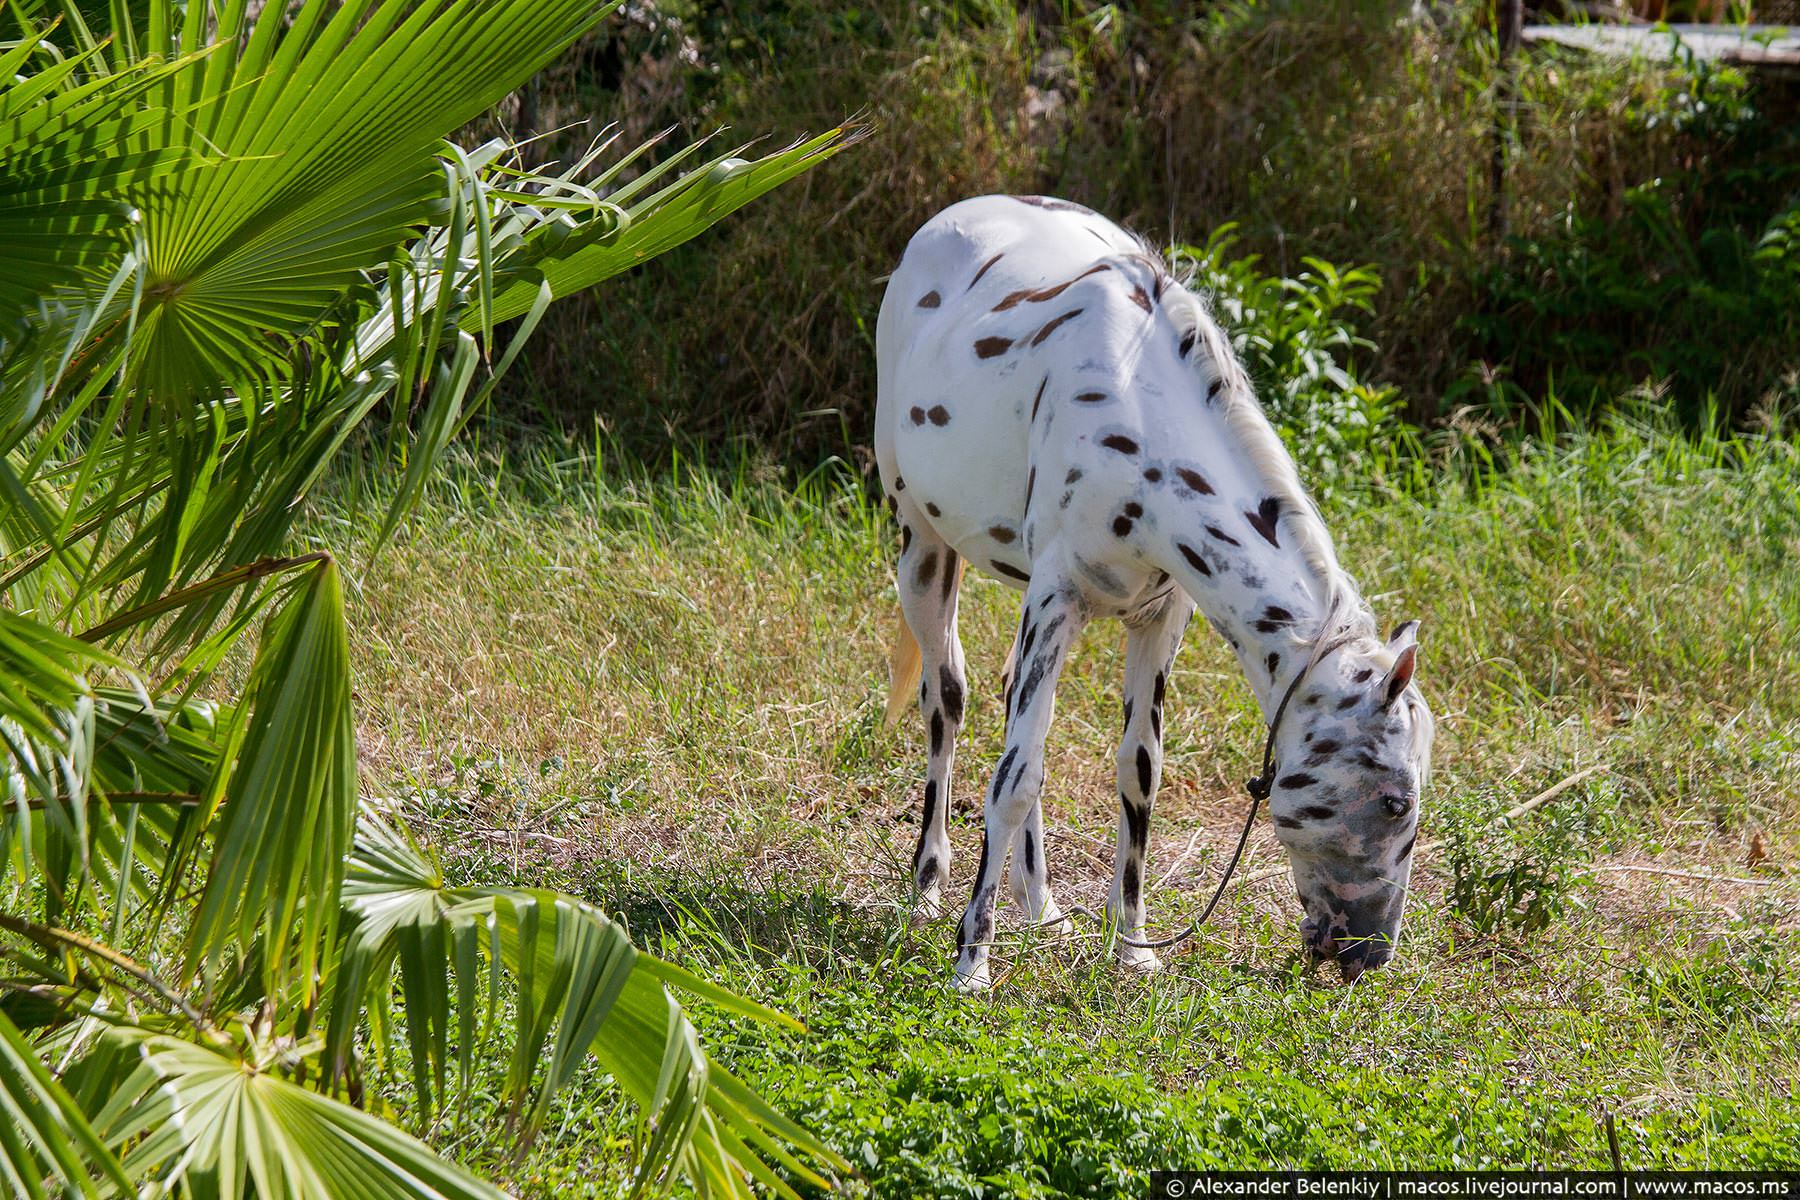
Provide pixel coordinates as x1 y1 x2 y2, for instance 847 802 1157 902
309 417 1800 1195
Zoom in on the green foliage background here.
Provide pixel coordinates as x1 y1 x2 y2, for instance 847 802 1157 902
498 0 1800 458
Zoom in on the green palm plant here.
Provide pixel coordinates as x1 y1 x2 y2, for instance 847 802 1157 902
0 0 860 1194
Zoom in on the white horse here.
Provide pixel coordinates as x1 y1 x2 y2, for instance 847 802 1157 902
875 195 1435 991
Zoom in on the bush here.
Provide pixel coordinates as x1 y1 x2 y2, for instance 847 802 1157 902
1439 781 1612 939
1177 227 1413 490
1470 46 1800 422
511 0 1041 456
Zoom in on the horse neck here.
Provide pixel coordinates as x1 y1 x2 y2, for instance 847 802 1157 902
1137 283 1371 718
1200 549 1353 720
1150 417 1360 717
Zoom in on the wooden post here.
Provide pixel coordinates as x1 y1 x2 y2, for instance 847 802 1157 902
1488 0 1523 246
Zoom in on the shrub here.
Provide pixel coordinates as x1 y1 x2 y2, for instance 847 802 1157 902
1439 782 1611 939
1177 228 1414 490
1470 46 1800 422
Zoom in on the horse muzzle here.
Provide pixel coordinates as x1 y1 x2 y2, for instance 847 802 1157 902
1301 909 1398 983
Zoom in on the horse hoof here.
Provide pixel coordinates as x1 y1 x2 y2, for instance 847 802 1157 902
1116 946 1164 976
953 960 992 993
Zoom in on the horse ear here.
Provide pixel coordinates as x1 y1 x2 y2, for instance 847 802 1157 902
1381 621 1420 708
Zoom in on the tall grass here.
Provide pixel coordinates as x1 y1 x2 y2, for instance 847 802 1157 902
327 407 1800 805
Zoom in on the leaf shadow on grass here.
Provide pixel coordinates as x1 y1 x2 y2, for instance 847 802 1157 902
574 860 916 975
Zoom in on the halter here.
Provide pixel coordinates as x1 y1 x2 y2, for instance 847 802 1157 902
1114 612 1360 951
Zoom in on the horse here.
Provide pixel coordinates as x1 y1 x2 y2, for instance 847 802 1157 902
874 195 1435 990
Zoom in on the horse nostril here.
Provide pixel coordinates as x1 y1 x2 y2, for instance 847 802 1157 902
1382 793 1412 819
1300 916 1338 959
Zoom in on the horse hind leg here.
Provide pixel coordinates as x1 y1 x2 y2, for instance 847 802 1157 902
955 574 1086 991
1004 609 1069 935
894 506 966 919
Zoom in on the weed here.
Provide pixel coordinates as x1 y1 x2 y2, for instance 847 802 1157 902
1629 932 1797 1035
1439 781 1612 939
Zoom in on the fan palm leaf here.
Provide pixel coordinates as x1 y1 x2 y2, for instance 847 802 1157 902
0 27 193 325
0 1009 130 1199
71 1028 508 1200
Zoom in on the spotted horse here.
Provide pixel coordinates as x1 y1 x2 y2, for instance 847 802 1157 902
875 195 1436 991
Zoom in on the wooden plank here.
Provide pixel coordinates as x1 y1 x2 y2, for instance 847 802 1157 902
1522 22 1800 68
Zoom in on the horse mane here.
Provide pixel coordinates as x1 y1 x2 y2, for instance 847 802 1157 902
1173 295 1439 774
1133 249 1379 648
1154 268 1439 772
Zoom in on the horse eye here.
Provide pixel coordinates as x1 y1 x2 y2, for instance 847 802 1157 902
1383 794 1412 819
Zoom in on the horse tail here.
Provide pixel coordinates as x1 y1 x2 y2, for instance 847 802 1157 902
884 608 922 726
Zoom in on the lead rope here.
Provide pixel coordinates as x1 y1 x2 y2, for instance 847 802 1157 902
1049 614 1359 953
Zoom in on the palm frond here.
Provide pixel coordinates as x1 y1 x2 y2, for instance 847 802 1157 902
114 0 626 399
0 606 119 907
0 0 860 1191
480 123 869 327
185 557 354 1004
77 1029 508 1200
0 1008 130 1199
337 814 851 1196
0 29 194 325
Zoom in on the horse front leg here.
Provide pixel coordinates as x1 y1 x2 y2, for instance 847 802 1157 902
1109 590 1194 973
895 507 966 919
